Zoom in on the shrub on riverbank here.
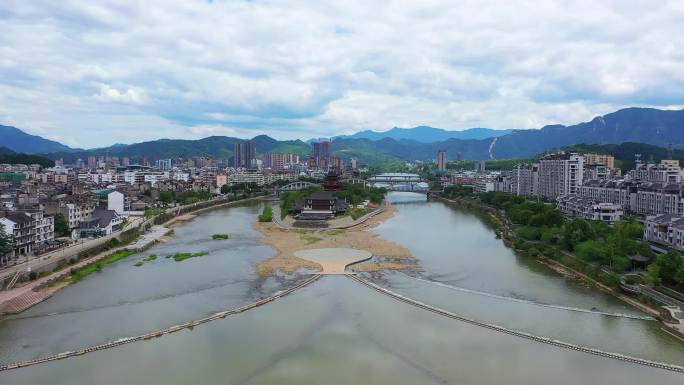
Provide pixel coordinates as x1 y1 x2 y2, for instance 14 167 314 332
259 206 273 222
134 254 157 267
212 233 229 240
348 207 368 220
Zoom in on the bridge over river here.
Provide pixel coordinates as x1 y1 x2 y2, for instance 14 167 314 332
367 173 430 192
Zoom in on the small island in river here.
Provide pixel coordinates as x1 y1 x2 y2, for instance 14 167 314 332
254 203 419 277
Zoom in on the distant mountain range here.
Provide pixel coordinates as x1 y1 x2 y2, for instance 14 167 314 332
332 126 516 143
0 125 75 153
44 134 311 163
1 107 684 164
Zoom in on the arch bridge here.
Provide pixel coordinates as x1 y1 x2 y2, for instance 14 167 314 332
367 173 430 193
271 181 322 196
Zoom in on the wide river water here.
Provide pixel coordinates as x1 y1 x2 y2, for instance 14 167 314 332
0 192 683 384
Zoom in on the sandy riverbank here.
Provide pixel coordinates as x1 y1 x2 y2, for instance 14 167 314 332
254 204 419 277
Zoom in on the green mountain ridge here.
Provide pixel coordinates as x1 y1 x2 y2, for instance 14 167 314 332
2 107 684 164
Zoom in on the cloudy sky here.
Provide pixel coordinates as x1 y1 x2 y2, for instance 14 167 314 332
1 1 683 148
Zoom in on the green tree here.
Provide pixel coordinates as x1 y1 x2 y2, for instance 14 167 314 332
159 191 175 204
53 213 70 237
563 219 593 250
645 262 662 285
574 240 605 262
655 251 683 285
0 222 15 258
675 264 684 286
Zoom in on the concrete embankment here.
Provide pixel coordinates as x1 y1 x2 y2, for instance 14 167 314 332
0 275 320 371
348 274 684 374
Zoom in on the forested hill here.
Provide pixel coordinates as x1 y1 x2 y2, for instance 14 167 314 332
0 147 55 167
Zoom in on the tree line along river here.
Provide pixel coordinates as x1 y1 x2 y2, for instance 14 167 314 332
0 192 682 384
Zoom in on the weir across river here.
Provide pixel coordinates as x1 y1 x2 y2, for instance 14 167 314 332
346 274 684 374
2 272 684 374
0 275 321 371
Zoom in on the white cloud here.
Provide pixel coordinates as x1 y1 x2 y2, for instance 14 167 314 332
95 84 147 105
0 0 682 147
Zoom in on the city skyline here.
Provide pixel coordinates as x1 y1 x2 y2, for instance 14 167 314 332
1 1 683 148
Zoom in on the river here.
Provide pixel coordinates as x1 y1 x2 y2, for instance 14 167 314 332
0 192 682 384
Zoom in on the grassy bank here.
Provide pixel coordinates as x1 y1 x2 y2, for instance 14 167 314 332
69 250 135 282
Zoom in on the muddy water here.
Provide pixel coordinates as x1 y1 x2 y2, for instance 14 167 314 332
0 194 683 384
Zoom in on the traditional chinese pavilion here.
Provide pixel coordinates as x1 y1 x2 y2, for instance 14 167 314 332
323 170 342 192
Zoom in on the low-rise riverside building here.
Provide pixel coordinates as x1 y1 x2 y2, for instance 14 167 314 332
579 179 636 211
556 195 624 224
76 208 123 238
229 170 265 186
473 177 495 193
25 210 54 251
579 179 684 217
634 182 683 216
643 214 684 251
0 212 35 260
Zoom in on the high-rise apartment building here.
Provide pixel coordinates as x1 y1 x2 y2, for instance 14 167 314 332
313 141 331 159
87 156 97 170
234 141 256 169
511 164 539 197
437 150 447 171
538 153 584 200
155 159 172 171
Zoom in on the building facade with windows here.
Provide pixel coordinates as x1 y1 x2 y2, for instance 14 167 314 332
538 153 584 200
643 214 684 251
556 195 623 224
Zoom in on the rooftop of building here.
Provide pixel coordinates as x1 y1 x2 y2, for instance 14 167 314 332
540 152 581 161
92 208 120 228
557 194 624 208
0 211 32 224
